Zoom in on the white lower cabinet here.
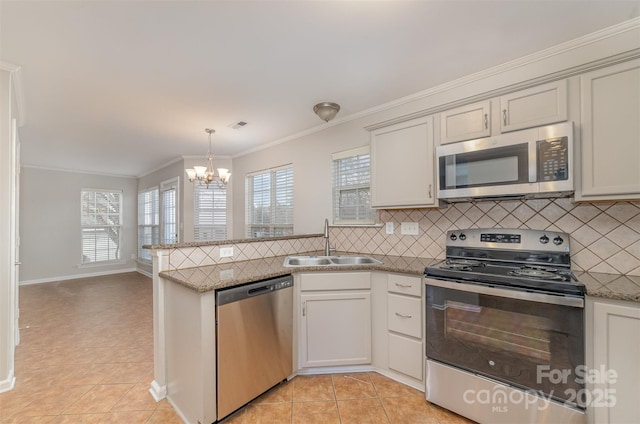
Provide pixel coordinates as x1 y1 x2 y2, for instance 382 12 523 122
388 333 423 380
299 272 372 368
372 273 424 386
587 296 640 424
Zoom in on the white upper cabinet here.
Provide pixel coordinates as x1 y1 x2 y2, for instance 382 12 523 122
577 59 640 201
499 80 568 132
439 100 491 144
440 80 568 145
370 115 436 208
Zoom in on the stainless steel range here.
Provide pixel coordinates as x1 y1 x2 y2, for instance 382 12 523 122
424 228 586 424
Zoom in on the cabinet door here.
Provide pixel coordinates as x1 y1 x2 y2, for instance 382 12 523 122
439 100 491 144
370 116 435 208
591 299 640 424
300 292 371 367
577 60 640 201
499 80 568 132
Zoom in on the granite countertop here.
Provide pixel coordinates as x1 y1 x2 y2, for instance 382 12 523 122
159 253 640 303
159 253 437 293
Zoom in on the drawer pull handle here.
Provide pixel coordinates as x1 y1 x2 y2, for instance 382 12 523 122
484 113 488 129
503 109 507 126
395 283 412 288
395 312 413 319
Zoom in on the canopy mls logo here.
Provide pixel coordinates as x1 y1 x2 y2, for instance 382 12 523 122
462 365 619 413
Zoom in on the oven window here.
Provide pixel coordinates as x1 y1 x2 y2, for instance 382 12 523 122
426 284 584 408
444 300 552 362
440 143 529 189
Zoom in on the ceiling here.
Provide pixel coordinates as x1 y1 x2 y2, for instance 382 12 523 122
2 1 639 178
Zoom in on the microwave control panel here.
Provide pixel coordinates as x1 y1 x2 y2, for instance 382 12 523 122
537 136 568 181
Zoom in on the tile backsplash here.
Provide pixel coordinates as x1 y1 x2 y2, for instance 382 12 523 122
331 198 640 276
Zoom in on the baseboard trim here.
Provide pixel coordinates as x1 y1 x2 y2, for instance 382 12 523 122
19 268 138 286
137 268 152 278
296 365 374 375
0 371 16 394
149 379 167 402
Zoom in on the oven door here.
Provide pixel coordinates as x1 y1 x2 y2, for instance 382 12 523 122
425 278 585 409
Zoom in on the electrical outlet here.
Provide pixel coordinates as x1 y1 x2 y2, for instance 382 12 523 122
385 222 394 235
219 247 234 258
400 222 419 236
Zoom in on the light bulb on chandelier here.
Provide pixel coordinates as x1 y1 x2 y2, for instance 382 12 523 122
185 129 231 189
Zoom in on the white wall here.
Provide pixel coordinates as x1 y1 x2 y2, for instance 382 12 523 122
19 167 138 284
0 68 16 391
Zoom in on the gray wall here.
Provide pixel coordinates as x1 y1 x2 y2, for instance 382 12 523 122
19 167 138 283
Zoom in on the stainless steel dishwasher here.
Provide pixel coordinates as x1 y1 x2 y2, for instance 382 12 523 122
215 274 293 421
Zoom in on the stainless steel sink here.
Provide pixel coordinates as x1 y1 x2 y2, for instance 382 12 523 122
283 255 382 267
285 257 333 266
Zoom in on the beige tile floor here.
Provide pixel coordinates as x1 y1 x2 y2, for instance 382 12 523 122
1 272 474 424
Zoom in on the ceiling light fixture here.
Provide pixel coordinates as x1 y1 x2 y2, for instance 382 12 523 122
185 129 231 189
313 102 340 122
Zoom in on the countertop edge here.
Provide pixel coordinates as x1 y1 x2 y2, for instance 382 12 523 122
158 256 640 304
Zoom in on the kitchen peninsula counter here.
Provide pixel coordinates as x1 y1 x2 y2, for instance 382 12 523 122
159 253 639 302
159 253 436 293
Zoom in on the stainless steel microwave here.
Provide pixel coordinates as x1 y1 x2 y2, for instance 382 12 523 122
436 122 573 201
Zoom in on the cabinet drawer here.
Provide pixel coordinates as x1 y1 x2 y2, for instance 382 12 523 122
387 274 421 297
389 333 423 380
300 272 371 291
388 294 421 338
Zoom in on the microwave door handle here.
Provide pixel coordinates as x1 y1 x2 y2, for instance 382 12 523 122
529 141 537 183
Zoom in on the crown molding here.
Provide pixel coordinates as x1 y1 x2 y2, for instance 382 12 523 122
21 163 137 179
233 17 640 158
0 61 26 127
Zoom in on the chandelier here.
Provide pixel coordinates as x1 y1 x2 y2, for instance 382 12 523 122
185 129 231 189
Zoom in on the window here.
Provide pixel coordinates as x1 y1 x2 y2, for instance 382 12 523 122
160 179 179 244
137 188 159 262
246 165 293 237
81 189 122 264
332 147 375 225
194 184 227 241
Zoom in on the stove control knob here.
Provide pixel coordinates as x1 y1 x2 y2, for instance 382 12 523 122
459 233 467 241
540 235 549 244
553 236 564 245
450 233 457 241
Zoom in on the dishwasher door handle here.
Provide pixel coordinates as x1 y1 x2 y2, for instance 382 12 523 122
248 285 272 296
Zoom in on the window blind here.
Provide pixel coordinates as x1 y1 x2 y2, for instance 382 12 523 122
81 189 122 263
137 188 159 262
246 165 294 237
194 184 227 241
332 147 375 225
162 187 177 244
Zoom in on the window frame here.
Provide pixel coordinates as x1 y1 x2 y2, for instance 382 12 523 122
137 186 159 263
245 164 294 238
332 146 376 226
80 188 123 265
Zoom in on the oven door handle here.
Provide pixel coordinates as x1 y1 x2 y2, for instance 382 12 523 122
425 277 584 308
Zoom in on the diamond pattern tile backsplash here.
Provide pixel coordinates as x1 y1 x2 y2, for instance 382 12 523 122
166 236 324 271
331 199 640 276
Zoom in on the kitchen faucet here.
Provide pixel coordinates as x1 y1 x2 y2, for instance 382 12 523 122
323 218 333 256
